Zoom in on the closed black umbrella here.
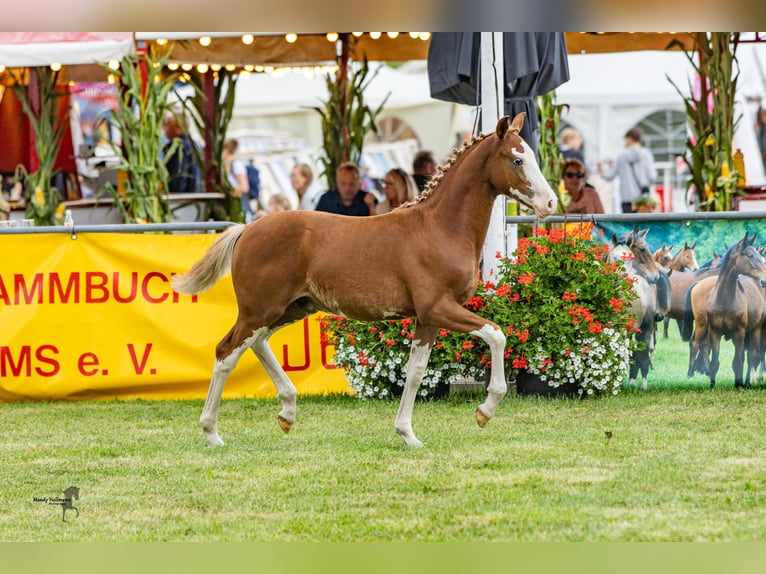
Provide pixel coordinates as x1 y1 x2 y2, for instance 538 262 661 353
428 32 570 156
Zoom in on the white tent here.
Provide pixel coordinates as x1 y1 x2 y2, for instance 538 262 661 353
557 46 766 186
0 32 133 67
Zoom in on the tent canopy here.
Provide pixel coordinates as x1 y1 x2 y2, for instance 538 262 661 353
0 33 134 67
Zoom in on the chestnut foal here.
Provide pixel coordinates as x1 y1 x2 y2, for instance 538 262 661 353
173 113 557 448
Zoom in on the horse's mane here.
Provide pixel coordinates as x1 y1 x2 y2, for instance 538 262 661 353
397 132 488 210
717 242 738 271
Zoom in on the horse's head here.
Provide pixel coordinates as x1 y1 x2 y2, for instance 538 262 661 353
731 232 766 286
653 244 673 267
676 241 700 272
609 234 635 269
491 113 557 218
620 226 661 284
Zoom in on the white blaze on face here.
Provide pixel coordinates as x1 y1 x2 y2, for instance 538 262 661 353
508 140 557 218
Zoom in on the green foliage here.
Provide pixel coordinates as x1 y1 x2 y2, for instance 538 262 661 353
322 223 637 399
11 68 67 225
179 68 244 222
99 45 182 223
535 91 567 212
668 33 741 211
310 58 389 189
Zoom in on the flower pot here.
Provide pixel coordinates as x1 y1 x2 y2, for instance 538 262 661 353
514 369 580 398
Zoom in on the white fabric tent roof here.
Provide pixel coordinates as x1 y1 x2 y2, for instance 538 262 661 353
233 62 432 117
0 32 134 67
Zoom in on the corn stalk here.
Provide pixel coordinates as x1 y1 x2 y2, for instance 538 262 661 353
668 33 741 211
310 56 389 189
100 45 180 223
535 90 568 213
11 67 68 226
179 68 242 221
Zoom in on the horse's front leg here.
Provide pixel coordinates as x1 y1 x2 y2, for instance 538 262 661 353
394 325 438 448
473 323 508 426
708 330 722 389
418 301 507 428
731 332 747 388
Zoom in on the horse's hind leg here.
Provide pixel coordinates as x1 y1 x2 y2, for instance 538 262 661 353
251 332 298 433
394 325 437 448
200 324 266 446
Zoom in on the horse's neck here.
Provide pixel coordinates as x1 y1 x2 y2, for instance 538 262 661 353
419 139 498 252
714 261 742 301
668 255 685 271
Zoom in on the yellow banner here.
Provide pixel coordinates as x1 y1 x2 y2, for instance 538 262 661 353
0 232 349 402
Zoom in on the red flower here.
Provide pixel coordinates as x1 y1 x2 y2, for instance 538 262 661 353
609 297 624 313
466 296 485 310
462 340 474 350
512 356 529 369
385 339 396 347
518 273 536 285
496 284 512 297
562 291 578 301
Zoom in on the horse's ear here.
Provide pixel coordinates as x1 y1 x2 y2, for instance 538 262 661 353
508 112 526 136
610 233 618 246
496 116 511 139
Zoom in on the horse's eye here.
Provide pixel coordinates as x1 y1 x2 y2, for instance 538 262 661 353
513 158 523 166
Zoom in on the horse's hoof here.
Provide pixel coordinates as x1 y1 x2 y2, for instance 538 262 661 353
278 415 293 434
475 408 490 428
204 432 225 447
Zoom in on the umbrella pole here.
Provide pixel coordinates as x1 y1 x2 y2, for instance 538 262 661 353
480 32 512 280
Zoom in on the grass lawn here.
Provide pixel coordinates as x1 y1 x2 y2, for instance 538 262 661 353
2 329 765 542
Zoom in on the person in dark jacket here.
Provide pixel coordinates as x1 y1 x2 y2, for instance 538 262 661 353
315 162 377 216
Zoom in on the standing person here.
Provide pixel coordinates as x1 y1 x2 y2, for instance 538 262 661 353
561 158 604 214
559 127 585 163
411 150 437 193
163 111 198 194
315 162 377 217
291 163 321 210
377 168 419 214
221 138 254 222
757 107 766 172
601 127 656 214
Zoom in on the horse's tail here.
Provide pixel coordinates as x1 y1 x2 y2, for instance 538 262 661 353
680 284 695 342
172 224 246 295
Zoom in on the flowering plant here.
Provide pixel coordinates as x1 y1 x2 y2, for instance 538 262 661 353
321 223 638 399
319 315 482 400
468 223 639 396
